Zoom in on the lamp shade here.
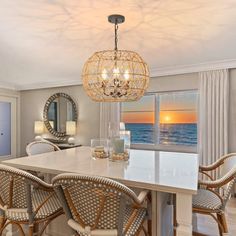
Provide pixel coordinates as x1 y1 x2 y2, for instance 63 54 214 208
82 50 149 102
66 121 76 135
82 15 149 102
34 121 44 134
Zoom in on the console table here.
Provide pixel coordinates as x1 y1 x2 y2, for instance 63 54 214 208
56 143 82 150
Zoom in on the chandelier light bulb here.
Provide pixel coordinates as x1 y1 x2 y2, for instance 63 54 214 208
124 70 129 80
101 69 108 80
113 67 120 78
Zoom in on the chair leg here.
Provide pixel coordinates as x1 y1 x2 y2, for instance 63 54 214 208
0 216 6 230
0 217 6 236
147 192 152 236
0 221 25 236
141 225 148 236
147 219 152 236
218 213 228 234
29 224 34 236
34 222 39 235
217 214 223 236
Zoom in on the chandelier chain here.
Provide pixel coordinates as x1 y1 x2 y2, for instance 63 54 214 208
114 22 118 51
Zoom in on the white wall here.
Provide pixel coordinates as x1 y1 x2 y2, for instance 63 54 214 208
20 86 100 156
148 73 199 92
10 69 236 156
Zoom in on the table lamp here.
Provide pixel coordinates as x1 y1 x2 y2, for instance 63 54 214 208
66 121 76 145
34 121 44 141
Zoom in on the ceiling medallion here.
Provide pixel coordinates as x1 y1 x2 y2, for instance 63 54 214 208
82 14 149 102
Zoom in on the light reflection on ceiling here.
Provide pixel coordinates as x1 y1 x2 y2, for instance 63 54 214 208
0 0 236 89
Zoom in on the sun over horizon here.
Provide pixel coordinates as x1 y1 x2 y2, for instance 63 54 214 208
121 91 198 124
121 111 197 124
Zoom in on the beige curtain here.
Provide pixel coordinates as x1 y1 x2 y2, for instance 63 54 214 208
198 69 229 173
99 102 120 139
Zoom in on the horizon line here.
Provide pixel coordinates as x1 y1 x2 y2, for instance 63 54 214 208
122 109 196 113
124 122 197 124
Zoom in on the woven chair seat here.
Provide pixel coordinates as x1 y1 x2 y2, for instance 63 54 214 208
193 189 222 211
5 189 62 222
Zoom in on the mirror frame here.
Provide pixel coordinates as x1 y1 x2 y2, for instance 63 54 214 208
43 93 78 138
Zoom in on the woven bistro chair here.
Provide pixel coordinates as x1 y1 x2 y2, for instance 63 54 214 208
26 140 60 156
0 164 63 236
193 153 236 236
52 173 150 236
26 140 60 180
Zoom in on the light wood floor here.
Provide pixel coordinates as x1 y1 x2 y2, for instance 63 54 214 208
194 197 236 236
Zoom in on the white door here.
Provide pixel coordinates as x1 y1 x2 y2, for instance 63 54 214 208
0 96 16 158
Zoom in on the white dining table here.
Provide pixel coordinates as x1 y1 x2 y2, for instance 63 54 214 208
3 146 198 236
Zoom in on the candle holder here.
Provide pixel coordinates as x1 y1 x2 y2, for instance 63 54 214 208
109 138 129 162
91 139 109 159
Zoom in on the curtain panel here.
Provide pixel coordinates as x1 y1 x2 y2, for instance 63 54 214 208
198 69 229 173
99 102 120 139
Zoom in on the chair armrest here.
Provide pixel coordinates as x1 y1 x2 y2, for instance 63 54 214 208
136 190 150 205
199 161 224 172
35 177 53 191
198 167 236 189
199 153 236 172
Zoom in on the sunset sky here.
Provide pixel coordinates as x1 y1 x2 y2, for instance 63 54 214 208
121 92 197 124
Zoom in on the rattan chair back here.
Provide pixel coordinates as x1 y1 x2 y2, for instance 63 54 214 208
52 173 141 234
0 164 63 236
0 164 52 210
26 140 60 156
218 154 236 206
220 154 236 176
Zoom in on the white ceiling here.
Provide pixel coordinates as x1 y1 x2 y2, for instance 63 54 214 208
1 0 236 90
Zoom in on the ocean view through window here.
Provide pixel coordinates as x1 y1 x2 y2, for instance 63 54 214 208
121 91 198 148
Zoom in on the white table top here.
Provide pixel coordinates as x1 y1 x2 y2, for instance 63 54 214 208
3 146 199 194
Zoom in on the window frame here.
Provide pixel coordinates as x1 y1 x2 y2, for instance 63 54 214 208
120 89 198 153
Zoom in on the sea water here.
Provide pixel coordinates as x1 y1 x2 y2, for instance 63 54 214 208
125 123 197 146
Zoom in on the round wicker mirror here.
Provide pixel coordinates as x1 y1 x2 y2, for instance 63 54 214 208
43 93 78 138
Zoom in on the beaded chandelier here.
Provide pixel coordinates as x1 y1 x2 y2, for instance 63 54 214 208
82 14 150 102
